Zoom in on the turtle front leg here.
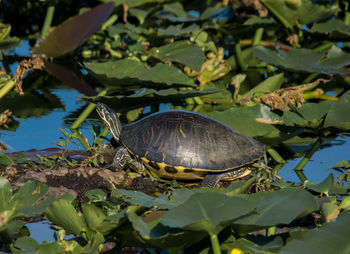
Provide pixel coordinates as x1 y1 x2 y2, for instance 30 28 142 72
109 146 146 174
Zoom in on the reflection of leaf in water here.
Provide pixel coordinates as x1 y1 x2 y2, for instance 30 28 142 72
0 91 64 118
31 2 114 58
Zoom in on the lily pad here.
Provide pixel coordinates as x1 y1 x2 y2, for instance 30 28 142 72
310 19 350 40
150 41 205 72
324 90 350 130
254 45 350 74
280 210 350 254
160 192 254 235
85 59 196 87
31 2 114 58
261 0 335 28
233 188 317 229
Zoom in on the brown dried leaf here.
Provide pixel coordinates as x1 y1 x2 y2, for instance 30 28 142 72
13 57 44 94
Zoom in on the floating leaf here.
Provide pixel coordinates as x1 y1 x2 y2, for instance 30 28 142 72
324 90 350 130
81 203 106 231
304 174 334 196
160 192 254 235
150 41 205 72
254 45 350 74
31 2 114 57
261 0 335 28
233 188 317 230
45 199 86 236
85 59 196 87
310 19 350 39
207 105 281 138
280 210 350 254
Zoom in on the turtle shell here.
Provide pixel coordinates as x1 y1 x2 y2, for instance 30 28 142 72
121 110 264 173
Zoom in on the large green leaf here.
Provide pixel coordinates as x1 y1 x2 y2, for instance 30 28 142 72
233 188 317 229
261 0 335 28
81 203 106 231
85 59 196 86
207 105 281 138
160 192 254 235
324 90 350 130
150 40 205 71
254 45 350 74
0 177 12 212
45 199 86 236
31 2 114 58
240 73 284 98
310 19 350 40
280 210 350 254
10 181 55 218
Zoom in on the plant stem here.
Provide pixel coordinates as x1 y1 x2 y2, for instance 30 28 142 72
71 129 90 149
266 147 285 164
70 90 107 130
345 12 350 25
303 72 319 83
252 28 264 47
295 170 307 182
96 127 110 143
267 226 276 236
295 137 323 171
40 4 55 39
210 233 222 254
235 42 246 71
0 79 15 99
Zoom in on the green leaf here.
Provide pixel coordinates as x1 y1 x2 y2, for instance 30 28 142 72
310 19 350 40
150 40 205 72
97 211 127 236
240 73 284 98
160 192 254 235
254 45 350 74
45 199 86 236
31 2 114 58
207 105 281 138
0 177 12 211
127 206 155 238
280 210 350 254
13 236 39 252
85 189 107 202
112 189 179 209
233 188 317 229
321 202 340 223
85 59 195 87
261 0 335 28
324 90 350 130
81 204 106 231
10 181 54 218
304 174 334 196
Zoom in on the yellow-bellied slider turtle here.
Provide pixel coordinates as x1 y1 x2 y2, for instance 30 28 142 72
96 103 264 187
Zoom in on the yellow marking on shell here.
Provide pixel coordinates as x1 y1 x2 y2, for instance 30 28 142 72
141 158 252 181
179 123 186 138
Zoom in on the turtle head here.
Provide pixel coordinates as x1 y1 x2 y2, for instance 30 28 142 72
96 103 122 142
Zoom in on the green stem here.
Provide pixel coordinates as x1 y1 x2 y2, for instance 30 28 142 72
252 28 264 47
40 5 55 39
266 147 285 164
101 14 118 30
96 127 110 143
267 226 276 236
295 170 307 182
295 137 323 171
345 12 350 25
210 233 222 254
303 72 319 84
71 129 90 149
0 79 15 99
235 42 246 71
192 96 204 105
70 90 108 130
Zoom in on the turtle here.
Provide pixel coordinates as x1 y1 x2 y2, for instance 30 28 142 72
96 103 265 187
